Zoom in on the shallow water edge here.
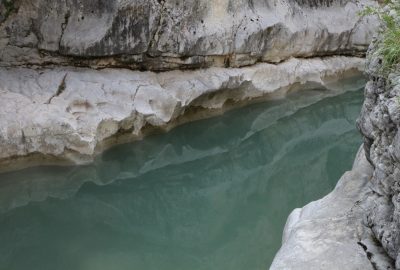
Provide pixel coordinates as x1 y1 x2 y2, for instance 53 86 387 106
0 58 366 173
0 88 365 269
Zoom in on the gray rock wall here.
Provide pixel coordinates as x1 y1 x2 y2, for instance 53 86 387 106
357 41 400 268
0 0 378 70
0 0 381 168
0 1 393 268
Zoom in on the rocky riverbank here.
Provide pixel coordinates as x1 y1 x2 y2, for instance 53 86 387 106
271 147 394 270
1 1 395 269
272 3 400 269
0 0 379 170
356 36 400 270
0 57 366 171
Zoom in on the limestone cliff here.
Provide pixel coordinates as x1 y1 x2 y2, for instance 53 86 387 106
0 0 378 168
0 1 394 269
357 36 400 269
1 0 377 70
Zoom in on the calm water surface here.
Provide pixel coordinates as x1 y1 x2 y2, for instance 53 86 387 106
0 88 363 270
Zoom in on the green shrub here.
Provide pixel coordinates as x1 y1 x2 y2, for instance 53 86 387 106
360 0 400 74
1 0 15 22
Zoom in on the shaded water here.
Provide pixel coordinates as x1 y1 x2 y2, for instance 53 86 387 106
0 89 363 270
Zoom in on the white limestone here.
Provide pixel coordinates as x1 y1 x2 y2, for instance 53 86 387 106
0 56 366 169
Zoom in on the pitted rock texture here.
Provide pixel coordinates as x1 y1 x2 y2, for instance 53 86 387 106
0 0 378 71
0 56 366 169
357 41 400 269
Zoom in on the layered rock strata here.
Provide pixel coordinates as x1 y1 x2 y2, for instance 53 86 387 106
1 0 377 71
0 0 393 268
0 0 380 168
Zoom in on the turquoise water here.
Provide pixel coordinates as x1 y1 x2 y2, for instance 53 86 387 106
0 89 363 270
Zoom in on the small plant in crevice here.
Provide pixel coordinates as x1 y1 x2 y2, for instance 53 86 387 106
359 0 400 75
1 0 15 22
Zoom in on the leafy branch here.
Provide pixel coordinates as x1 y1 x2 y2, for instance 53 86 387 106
359 0 400 75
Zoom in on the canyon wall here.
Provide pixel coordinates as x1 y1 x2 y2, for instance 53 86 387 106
1 0 377 70
273 5 400 269
2 1 395 269
357 37 400 268
0 0 378 168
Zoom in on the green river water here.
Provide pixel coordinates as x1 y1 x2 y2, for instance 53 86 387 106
0 88 363 270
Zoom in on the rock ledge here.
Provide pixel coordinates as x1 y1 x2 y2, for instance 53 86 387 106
0 56 366 171
271 147 393 270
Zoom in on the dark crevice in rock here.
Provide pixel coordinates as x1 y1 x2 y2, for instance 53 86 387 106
294 0 347 8
45 73 67 104
58 11 71 52
358 241 375 265
357 227 396 270
0 50 367 72
147 0 166 57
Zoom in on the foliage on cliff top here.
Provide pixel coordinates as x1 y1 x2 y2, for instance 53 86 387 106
0 0 15 23
360 0 400 75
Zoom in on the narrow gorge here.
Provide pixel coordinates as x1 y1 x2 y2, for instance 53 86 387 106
1 0 398 269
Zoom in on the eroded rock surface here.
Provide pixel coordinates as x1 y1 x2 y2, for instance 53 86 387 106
0 0 378 70
0 0 392 268
357 40 400 269
0 56 366 169
271 147 394 270
0 0 380 168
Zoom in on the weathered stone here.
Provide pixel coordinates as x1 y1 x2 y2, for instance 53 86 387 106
0 1 389 268
271 147 395 270
0 0 378 71
0 56 366 170
355 23 400 268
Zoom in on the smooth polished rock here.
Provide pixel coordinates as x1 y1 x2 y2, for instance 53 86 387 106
271 147 376 270
0 56 366 169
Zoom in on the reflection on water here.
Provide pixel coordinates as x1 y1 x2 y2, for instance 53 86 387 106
0 89 363 270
